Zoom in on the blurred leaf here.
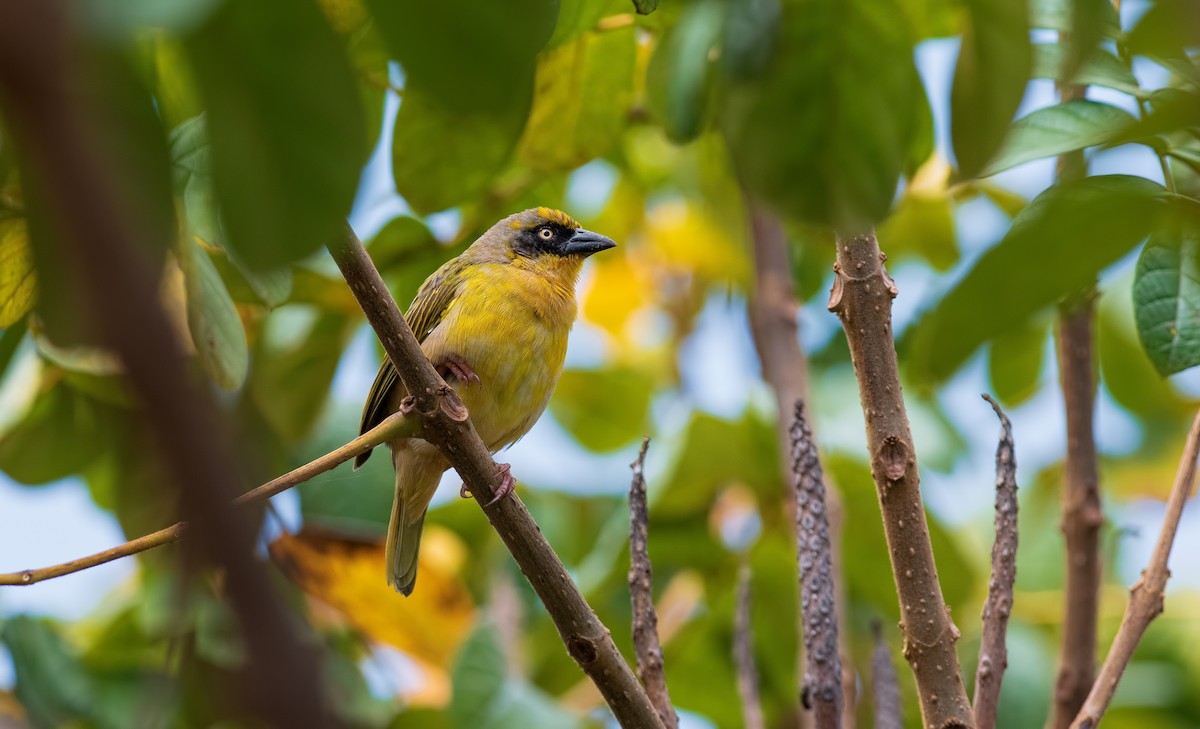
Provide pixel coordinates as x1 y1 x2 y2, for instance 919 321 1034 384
391 85 530 214
983 100 1137 176
1061 0 1111 83
988 317 1049 407
211 248 294 308
973 180 1029 218
149 35 204 131
184 0 366 269
549 366 654 452
720 0 781 79
180 240 248 390
951 0 1032 179
1133 223 1200 375
1030 43 1145 98
877 163 958 271
370 215 459 312
1029 0 1119 34
907 81 937 177
297 405 394 537
168 114 220 245
366 0 557 113
1106 89 1200 148
520 24 635 169
1126 0 1200 60
900 0 961 38
909 175 1171 382
1 617 94 729
0 317 27 382
271 529 476 672
450 623 582 729
656 410 778 518
0 218 34 327
73 0 220 39
633 0 658 14
723 0 921 227
0 382 109 485
646 1 722 143
1099 288 1195 421
546 0 618 48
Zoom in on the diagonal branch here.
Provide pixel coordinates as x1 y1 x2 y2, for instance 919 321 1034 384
973 395 1020 729
628 437 678 729
828 231 972 728
1069 409 1200 729
0 410 415 586
326 226 665 729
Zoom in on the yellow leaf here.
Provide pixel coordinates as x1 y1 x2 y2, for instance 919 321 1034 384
270 527 476 677
0 218 36 328
580 250 651 343
645 200 749 284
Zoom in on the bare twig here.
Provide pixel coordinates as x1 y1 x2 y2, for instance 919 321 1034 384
791 401 842 729
326 226 665 729
973 395 1020 729
734 562 766 729
0 411 413 586
871 622 903 729
828 231 971 728
0 5 331 726
628 437 678 729
1069 409 1200 729
746 198 855 726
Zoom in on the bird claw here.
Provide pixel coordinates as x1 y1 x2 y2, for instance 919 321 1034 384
439 353 481 387
459 463 515 507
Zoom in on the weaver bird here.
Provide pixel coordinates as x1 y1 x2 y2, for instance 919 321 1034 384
356 207 616 595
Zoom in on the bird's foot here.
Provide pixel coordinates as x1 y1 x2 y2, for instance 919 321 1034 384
459 463 515 507
438 353 481 387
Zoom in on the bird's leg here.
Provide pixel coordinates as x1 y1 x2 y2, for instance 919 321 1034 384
437 353 481 387
459 463 516 507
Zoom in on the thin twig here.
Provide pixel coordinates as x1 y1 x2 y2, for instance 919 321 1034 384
326 225 665 729
1069 409 1200 729
829 231 971 728
870 622 902 729
973 395 1020 729
0 411 414 586
734 562 766 729
791 401 842 729
628 437 678 729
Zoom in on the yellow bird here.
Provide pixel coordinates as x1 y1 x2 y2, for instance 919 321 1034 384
355 207 616 595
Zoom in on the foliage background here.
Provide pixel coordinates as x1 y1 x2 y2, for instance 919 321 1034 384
1 0 1199 727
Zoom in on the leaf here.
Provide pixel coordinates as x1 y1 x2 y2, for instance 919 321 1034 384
723 0 921 227
0 218 35 327
184 0 366 270
1126 0 1200 60
983 100 1137 176
1133 223 1200 375
1061 0 1112 83
632 0 658 13
988 317 1049 406
391 85 530 214
450 623 582 729
519 24 636 168
951 0 1032 178
546 0 617 49
1099 289 1194 421
179 240 248 390
720 0 782 79
1029 0 1119 34
646 0 723 143
548 366 654 452
0 383 110 485
908 175 1171 382
876 172 958 271
1030 43 1144 98
1 617 94 729
0 317 27 383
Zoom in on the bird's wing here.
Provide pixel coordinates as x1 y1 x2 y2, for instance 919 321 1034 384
354 257 470 468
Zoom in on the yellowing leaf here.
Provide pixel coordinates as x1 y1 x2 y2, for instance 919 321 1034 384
0 219 36 328
579 249 651 342
645 200 749 283
269 527 476 672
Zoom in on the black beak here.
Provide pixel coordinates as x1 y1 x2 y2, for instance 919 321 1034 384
562 228 617 257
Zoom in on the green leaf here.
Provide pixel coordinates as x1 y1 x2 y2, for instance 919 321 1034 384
983 100 1137 176
1134 223 1200 375
520 24 636 168
0 317 27 382
184 0 366 270
298 403 393 538
0 217 35 327
1099 287 1193 420
1126 0 1200 60
391 85 530 214
720 0 782 79
451 623 582 729
646 0 723 143
180 240 248 390
876 190 958 271
988 317 1049 406
1 617 94 729
0 383 110 485
1061 0 1112 83
723 0 922 227
909 175 1171 382
633 0 657 13
548 366 654 452
951 0 1032 178
1029 0 1119 34
1030 43 1145 98
546 0 618 49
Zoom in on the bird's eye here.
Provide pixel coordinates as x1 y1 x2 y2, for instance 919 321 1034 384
537 227 554 241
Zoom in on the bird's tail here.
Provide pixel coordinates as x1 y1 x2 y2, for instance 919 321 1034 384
385 450 442 596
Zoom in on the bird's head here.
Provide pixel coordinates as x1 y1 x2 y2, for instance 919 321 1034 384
492 207 617 261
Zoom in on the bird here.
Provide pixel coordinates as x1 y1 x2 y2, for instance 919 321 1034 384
355 207 616 595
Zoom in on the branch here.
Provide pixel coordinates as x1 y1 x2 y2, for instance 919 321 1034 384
745 198 855 726
790 401 842 729
1069 409 1200 729
326 226 665 729
828 231 972 728
628 437 678 729
871 621 903 729
0 411 414 586
973 395 1019 729
734 562 765 729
